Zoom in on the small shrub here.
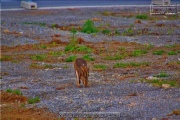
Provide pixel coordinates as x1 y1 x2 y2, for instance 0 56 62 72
31 54 47 61
154 72 169 78
131 49 148 57
153 50 164 55
168 51 177 55
136 14 148 20
6 88 13 93
94 64 107 70
28 96 40 104
65 55 77 62
76 45 91 53
64 44 77 52
144 79 178 87
81 20 98 34
102 29 111 35
13 89 22 95
50 51 65 57
6 89 22 95
0 55 12 61
83 54 95 61
39 44 47 49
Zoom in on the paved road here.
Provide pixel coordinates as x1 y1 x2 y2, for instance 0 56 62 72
1 0 180 9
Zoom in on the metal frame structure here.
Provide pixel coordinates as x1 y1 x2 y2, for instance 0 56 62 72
150 0 178 15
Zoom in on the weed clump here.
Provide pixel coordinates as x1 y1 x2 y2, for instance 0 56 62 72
65 55 77 62
31 54 47 61
94 64 107 70
81 20 98 34
6 88 22 95
136 14 148 20
28 97 40 104
83 54 95 61
153 50 164 55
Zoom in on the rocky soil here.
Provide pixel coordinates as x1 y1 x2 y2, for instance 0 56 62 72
1 6 180 119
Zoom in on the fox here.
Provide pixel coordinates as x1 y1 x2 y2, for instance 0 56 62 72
74 58 89 87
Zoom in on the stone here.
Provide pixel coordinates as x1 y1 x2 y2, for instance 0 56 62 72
162 84 171 89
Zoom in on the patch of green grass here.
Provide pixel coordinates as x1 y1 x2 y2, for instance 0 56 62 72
23 22 46 27
115 30 120 35
94 64 107 70
143 79 178 87
102 29 111 35
65 55 77 62
39 44 47 49
63 65 69 69
131 49 148 57
119 47 126 51
81 20 98 34
154 72 169 78
168 51 177 55
82 54 95 61
76 45 91 53
165 44 177 48
49 51 65 57
28 96 40 104
31 54 47 61
153 50 165 55
113 62 149 68
6 88 13 93
0 55 12 61
64 43 77 52
122 28 133 36
104 54 126 60
6 89 22 95
136 14 148 20
30 63 54 69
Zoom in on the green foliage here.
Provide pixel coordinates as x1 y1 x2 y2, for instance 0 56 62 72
94 64 107 70
113 62 149 68
81 20 98 34
6 88 13 93
104 54 125 60
154 72 169 78
6 89 22 95
144 79 178 87
31 54 47 61
131 49 148 57
39 44 47 49
153 50 164 55
65 55 77 62
0 55 12 61
30 63 54 69
122 28 133 36
28 97 40 104
102 29 111 35
71 28 77 39
83 54 95 61
76 45 91 53
64 43 77 52
51 23 57 28
49 51 65 57
136 14 148 20
168 51 177 55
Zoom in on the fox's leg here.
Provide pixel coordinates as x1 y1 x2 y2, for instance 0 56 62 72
75 71 80 87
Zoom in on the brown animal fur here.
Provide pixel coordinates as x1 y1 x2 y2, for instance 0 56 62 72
74 58 89 87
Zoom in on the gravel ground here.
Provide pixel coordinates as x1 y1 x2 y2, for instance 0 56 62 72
1 6 180 119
